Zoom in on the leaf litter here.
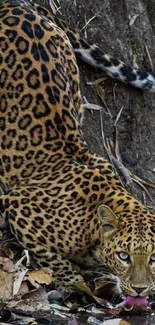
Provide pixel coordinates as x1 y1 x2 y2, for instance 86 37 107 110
0 232 135 324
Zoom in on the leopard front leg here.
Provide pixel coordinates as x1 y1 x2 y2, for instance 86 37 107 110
34 248 84 292
1 186 85 292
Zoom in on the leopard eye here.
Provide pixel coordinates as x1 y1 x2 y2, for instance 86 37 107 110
150 254 155 263
117 252 130 262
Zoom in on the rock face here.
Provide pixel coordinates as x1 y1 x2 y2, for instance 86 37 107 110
34 0 155 208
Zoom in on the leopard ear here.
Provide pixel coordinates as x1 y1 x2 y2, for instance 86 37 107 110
97 204 120 236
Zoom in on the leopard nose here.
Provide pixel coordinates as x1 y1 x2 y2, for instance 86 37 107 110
131 286 147 295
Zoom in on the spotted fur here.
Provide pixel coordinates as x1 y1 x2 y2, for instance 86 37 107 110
0 0 155 297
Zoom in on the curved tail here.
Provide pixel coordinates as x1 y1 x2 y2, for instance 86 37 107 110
33 2 155 92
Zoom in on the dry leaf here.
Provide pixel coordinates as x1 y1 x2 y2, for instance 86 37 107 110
75 281 114 309
18 281 29 297
2 258 16 273
0 269 14 299
7 299 37 312
13 269 28 296
75 281 93 296
0 256 15 272
26 267 53 288
22 286 49 304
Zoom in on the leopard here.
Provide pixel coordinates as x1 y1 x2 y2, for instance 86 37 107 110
0 0 155 308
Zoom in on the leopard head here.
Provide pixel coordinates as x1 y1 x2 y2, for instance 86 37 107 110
95 204 155 308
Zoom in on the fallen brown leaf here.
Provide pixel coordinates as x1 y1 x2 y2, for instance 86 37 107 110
0 256 15 272
0 269 14 300
22 285 49 304
25 267 53 288
13 268 28 296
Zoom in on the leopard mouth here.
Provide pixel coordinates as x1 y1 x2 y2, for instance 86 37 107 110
124 295 148 310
